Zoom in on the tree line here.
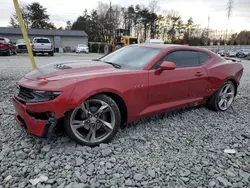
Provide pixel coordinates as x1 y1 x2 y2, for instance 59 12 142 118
9 1 250 45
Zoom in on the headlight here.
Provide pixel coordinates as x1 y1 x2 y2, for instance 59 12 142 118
32 90 61 102
33 90 61 95
15 85 62 103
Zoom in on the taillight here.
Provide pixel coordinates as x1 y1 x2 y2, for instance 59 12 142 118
51 44 53 49
32 44 34 49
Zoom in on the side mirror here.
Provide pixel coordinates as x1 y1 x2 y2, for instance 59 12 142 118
156 61 176 73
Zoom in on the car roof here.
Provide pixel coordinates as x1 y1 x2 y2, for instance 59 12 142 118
130 43 212 52
33 37 50 39
131 43 185 48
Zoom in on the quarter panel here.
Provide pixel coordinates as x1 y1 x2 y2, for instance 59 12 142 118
205 60 244 92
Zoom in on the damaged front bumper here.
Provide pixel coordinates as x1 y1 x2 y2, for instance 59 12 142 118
12 97 58 138
11 76 78 138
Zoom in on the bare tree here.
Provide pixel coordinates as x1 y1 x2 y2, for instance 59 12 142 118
148 0 160 13
10 3 30 28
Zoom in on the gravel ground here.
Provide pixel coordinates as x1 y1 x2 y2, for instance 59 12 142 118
0 54 250 188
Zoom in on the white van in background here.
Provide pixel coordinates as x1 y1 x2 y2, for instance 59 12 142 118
144 39 164 44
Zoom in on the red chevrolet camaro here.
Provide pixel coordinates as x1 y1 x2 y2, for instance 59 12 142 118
12 44 244 146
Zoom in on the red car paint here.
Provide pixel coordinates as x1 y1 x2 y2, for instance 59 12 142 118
12 44 244 137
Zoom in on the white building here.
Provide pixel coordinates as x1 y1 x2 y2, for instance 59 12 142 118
0 27 88 52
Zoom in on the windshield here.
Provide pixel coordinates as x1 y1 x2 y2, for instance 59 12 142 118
34 38 50 43
100 46 162 69
78 44 87 47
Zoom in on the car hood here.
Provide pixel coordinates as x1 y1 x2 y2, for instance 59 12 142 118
24 60 132 81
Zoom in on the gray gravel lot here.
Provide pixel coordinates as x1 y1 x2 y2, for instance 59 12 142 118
0 53 250 188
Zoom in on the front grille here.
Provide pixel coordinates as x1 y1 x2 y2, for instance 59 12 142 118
18 45 27 49
17 86 34 102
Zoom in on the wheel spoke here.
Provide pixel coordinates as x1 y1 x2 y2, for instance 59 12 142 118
223 99 228 108
98 119 113 130
226 92 234 98
80 102 90 115
218 99 224 107
72 120 85 130
95 102 110 116
86 126 96 141
223 84 230 93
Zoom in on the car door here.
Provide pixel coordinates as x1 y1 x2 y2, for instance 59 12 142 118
148 50 208 109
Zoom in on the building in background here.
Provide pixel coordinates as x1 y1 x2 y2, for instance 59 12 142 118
0 27 88 52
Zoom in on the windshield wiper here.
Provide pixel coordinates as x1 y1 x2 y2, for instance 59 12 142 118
92 59 121 69
103 61 121 69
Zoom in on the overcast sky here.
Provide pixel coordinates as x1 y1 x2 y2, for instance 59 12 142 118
0 0 249 32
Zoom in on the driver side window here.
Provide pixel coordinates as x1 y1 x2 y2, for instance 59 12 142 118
155 50 200 68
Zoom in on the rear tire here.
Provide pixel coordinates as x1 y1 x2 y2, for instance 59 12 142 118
207 81 236 111
49 52 54 56
64 94 121 146
33 51 36 56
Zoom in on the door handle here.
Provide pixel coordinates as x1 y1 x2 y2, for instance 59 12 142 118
195 72 204 76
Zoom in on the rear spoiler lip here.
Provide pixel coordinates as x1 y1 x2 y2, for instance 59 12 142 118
224 57 241 62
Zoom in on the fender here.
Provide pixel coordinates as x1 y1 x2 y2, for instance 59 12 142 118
71 87 126 108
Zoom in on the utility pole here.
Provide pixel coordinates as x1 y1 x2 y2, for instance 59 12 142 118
207 16 210 45
109 1 112 42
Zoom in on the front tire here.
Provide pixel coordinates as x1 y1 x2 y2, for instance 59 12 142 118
6 49 11 56
64 94 121 146
207 81 236 111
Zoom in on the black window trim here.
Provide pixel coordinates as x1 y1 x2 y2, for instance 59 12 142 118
151 49 211 69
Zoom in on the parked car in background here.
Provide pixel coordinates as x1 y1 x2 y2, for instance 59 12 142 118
217 50 228 56
228 50 237 57
237 49 250 58
145 39 164 44
16 38 31 53
75 44 89 53
32 37 54 56
0 37 17 56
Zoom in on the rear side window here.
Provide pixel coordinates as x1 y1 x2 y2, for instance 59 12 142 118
34 39 50 43
198 52 210 64
162 50 200 67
